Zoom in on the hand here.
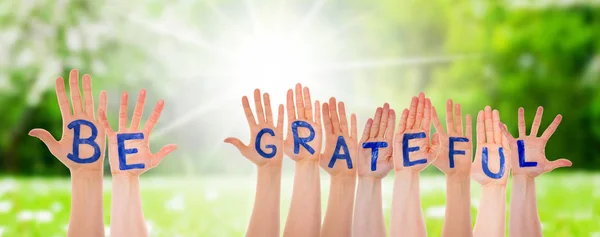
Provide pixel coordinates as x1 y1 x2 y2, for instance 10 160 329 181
357 103 395 178
29 69 107 172
284 83 322 162
393 92 435 172
320 97 358 177
99 90 177 176
432 99 473 176
471 106 511 186
500 107 572 177
224 89 285 167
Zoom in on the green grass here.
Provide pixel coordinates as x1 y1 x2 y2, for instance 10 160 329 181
0 173 598 236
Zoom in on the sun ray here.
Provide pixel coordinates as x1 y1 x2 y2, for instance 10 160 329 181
204 0 246 39
274 0 288 31
291 0 329 39
245 0 261 33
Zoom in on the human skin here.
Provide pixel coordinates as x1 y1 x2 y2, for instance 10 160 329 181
98 90 177 237
224 89 285 237
431 99 473 237
283 83 323 237
500 107 572 237
472 106 511 237
29 69 107 237
353 103 396 237
319 97 358 237
390 92 435 237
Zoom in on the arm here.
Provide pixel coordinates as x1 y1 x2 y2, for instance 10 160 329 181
443 175 472 236
390 171 427 237
283 84 323 237
501 107 572 237
28 70 107 237
320 98 358 237
473 186 506 236
354 103 395 237
99 89 177 237
224 89 285 237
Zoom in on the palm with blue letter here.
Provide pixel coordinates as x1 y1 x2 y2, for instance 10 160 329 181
500 107 572 177
224 89 285 166
432 99 473 176
358 103 395 178
284 83 322 162
471 106 511 186
29 69 107 171
320 97 358 176
393 93 436 172
99 89 177 175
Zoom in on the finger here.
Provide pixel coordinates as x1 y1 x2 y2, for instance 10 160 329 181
476 110 485 145
55 77 72 119
446 99 455 134
152 144 178 168
28 129 60 150
545 159 572 173
69 69 83 114
530 106 544 137
493 109 501 144
242 96 256 126
377 103 390 138
295 84 306 120
303 87 313 122
398 109 409 134
276 104 284 134
329 98 341 133
119 92 128 131
465 114 473 143
484 106 494 143
500 123 515 141
432 133 440 149
224 137 248 153
130 89 147 130
338 101 349 137
406 96 418 129
455 103 463 135
541 114 562 141
414 93 425 129
98 90 107 121
143 100 164 135
286 89 296 126
254 89 266 124
501 128 511 151
98 109 115 135
351 113 357 140
431 106 444 135
385 109 396 141
518 107 526 137
314 101 321 126
361 118 373 143
264 93 274 125
370 107 383 139
322 102 332 134
423 99 432 135
82 74 94 117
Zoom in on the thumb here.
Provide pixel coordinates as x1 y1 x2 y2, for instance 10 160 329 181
152 144 178 168
29 129 60 150
545 158 572 172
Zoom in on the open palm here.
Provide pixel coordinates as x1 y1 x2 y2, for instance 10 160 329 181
471 106 511 186
284 83 322 162
320 97 357 176
432 99 473 176
358 103 395 178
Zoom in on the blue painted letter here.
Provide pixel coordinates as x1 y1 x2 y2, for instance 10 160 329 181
482 147 506 179
517 140 537 167
449 137 469 168
117 133 145 170
328 136 353 169
291 121 315 155
256 128 277 159
402 132 428 167
67 119 101 164
362 142 388 171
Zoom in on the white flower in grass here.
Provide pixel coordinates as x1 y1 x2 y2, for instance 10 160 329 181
17 210 34 222
50 202 62 212
165 194 185 212
36 211 53 223
425 206 445 219
0 201 12 213
146 220 154 234
0 179 17 197
104 225 110 237
0 226 5 237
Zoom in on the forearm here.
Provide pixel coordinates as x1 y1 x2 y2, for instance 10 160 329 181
283 160 321 237
390 171 427 237
110 175 147 237
473 186 506 237
442 175 472 237
353 177 385 237
321 175 356 237
69 170 104 237
247 165 282 237
509 175 541 237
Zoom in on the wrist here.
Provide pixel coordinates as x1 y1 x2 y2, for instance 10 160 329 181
331 174 357 186
447 173 470 184
395 169 419 180
257 164 283 176
512 174 535 183
70 169 103 180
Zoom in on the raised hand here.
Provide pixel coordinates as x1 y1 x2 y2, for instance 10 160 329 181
501 107 572 177
99 89 177 176
393 92 435 172
432 99 473 176
284 83 322 162
320 97 358 176
471 106 510 186
358 103 396 178
29 69 107 171
225 89 285 167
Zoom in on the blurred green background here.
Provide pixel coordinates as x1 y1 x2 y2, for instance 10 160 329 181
0 0 599 236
